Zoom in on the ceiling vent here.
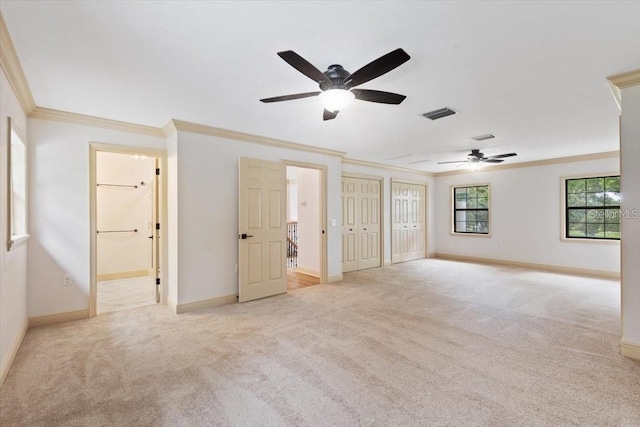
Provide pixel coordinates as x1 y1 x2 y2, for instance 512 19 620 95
471 134 496 141
422 107 457 120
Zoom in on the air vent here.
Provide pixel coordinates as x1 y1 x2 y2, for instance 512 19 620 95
472 134 496 141
422 107 457 120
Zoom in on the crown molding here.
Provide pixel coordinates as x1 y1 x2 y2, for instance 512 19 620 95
434 151 619 177
342 157 435 177
29 107 165 137
162 120 177 138
607 69 640 89
168 119 346 157
0 12 36 114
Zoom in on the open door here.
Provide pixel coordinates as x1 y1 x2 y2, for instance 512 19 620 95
238 158 287 302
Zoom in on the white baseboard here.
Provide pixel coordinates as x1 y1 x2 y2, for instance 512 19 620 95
28 309 89 328
97 269 151 281
620 340 640 360
0 319 28 387
167 297 178 314
384 260 392 267
327 274 343 283
176 294 237 314
294 267 320 278
434 253 619 280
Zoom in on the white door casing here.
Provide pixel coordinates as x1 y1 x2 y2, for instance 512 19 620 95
342 176 381 272
239 158 287 302
392 181 426 264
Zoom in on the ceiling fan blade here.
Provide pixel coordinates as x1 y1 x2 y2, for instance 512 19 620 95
351 89 406 105
487 153 517 159
437 160 468 164
277 51 333 86
260 92 321 103
323 109 338 121
482 159 504 163
345 48 410 88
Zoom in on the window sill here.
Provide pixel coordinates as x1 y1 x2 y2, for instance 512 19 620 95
450 232 491 238
561 237 619 245
7 234 30 251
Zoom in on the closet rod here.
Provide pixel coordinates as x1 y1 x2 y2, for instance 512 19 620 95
97 229 138 234
97 183 138 188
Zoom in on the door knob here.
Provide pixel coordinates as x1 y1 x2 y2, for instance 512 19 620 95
239 234 254 239
363 228 367 231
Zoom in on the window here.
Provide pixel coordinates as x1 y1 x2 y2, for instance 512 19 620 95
453 185 489 234
6 118 28 250
565 175 620 240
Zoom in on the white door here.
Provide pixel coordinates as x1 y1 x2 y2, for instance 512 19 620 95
342 177 358 272
392 181 426 264
239 158 287 302
342 177 381 272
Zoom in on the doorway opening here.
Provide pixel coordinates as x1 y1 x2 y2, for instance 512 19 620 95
90 144 166 316
286 165 322 290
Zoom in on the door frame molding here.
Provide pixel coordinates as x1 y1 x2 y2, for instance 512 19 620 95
89 143 168 317
285 160 328 284
341 172 385 271
390 178 429 263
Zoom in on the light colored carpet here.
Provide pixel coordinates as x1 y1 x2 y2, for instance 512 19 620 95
97 276 156 314
1 259 639 426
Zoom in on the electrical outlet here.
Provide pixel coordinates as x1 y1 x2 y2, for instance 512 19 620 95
63 275 72 286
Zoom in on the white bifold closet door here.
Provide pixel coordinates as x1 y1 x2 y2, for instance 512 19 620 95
342 177 381 273
392 181 426 264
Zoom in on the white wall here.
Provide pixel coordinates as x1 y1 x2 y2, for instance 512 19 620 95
434 157 620 273
0 67 28 381
620 85 640 348
172 130 342 305
341 163 436 265
96 152 155 276
286 166 298 222
27 118 165 317
296 167 320 275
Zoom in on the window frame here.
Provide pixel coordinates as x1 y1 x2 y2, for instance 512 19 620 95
6 117 29 251
562 174 620 243
451 184 491 236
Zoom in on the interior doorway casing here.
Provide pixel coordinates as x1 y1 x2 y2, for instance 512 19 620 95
284 160 328 285
89 143 168 317
341 172 384 272
390 178 429 264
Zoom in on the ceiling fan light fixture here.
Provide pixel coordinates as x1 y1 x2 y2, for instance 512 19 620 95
319 89 355 112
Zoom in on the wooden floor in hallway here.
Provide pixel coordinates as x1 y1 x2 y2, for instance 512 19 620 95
287 270 320 290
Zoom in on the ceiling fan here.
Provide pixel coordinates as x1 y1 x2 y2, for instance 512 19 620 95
260 48 410 121
438 149 517 165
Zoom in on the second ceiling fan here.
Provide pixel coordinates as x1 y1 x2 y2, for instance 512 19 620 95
260 48 410 121
438 149 518 165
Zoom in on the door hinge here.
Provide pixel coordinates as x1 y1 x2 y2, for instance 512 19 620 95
156 223 160 230
156 278 160 285
156 168 160 175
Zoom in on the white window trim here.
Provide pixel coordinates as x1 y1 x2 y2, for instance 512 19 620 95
450 183 492 237
6 117 29 251
560 173 621 245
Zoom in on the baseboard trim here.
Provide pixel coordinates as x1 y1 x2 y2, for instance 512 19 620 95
97 269 151 281
434 253 619 280
294 267 320 278
167 297 178 314
620 340 640 360
176 295 237 314
328 274 343 283
0 319 28 387
28 309 90 329
384 260 392 267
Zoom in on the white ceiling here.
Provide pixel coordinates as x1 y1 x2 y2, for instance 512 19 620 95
2 1 639 172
